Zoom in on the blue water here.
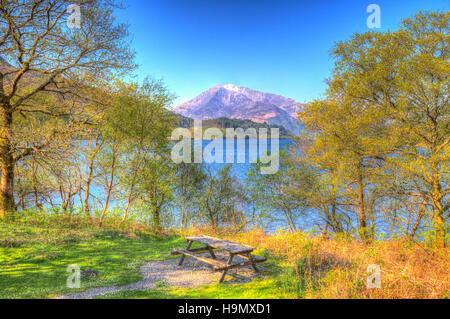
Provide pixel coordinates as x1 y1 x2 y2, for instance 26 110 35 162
86 138 310 232
171 139 401 236
50 138 394 235
180 138 301 232
198 138 293 177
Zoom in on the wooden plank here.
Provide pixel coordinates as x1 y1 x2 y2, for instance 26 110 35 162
172 250 266 267
171 246 214 255
237 254 267 263
173 249 227 270
216 255 266 271
186 235 254 254
216 260 255 271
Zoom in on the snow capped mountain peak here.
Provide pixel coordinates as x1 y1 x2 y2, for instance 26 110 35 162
173 85 304 134
223 83 240 92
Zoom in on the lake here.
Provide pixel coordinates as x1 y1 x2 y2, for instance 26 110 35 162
179 138 310 232
197 138 293 177
88 138 321 233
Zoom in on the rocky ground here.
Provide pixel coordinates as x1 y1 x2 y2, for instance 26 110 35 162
57 251 264 299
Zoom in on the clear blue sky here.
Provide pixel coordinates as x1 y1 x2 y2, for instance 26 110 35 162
115 0 449 105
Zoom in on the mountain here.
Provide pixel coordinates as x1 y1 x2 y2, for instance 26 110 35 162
173 84 304 134
0 56 14 73
0 56 47 88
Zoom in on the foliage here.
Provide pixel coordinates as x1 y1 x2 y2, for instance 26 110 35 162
173 161 207 229
295 11 449 246
246 150 313 232
0 0 135 215
198 165 249 231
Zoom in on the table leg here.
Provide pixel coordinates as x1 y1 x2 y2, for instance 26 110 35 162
219 253 234 283
207 246 216 259
246 253 260 273
178 240 192 266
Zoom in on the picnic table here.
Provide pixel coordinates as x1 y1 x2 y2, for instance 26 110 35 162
171 235 267 283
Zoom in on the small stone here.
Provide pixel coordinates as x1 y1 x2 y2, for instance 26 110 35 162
47 253 63 259
81 267 99 279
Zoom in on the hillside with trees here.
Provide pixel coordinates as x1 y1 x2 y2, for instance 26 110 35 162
174 114 293 138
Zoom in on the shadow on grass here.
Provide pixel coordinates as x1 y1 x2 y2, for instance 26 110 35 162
0 226 185 298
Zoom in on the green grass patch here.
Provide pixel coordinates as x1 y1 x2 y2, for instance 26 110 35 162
0 216 300 299
0 219 184 298
95 277 296 299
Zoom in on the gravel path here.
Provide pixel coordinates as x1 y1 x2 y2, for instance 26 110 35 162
57 251 264 299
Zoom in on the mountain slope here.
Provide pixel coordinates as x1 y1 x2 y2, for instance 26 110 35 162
173 84 304 134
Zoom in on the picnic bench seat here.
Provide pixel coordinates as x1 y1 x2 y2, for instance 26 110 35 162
171 248 226 270
171 249 267 271
171 235 267 283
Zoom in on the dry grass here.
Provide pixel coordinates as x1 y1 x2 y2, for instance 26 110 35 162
5 214 448 299
180 227 449 299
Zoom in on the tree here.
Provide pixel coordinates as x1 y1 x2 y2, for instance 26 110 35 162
81 132 103 217
0 0 134 216
135 151 176 231
200 165 248 230
98 116 122 227
247 151 312 232
299 95 393 242
106 79 175 221
174 161 206 229
328 11 449 247
287 137 352 236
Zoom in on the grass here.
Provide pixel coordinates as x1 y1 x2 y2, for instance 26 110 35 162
1 215 448 299
95 277 295 299
0 215 295 299
205 229 450 299
0 216 185 298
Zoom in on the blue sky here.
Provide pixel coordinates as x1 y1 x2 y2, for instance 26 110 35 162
115 0 449 105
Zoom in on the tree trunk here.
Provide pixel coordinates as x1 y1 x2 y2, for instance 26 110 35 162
33 189 42 211
181 193 185 229
431 163 445 248
123 149 141 220
31 162 42 211
99 150 116 227
208 209 216 230
0 107 15 217
16 166 25 211
323 209 329 237
330 201 344 233
84 135 102 217
19 193 25 211
59 183 67 211
123 179 135 220
408 200 426 240
284 209 297 232
433 207 445 248
83 178 92 217
153 207 161 231
356 160 369 242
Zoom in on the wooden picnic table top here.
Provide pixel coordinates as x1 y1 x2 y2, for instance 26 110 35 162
185 235 255 254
